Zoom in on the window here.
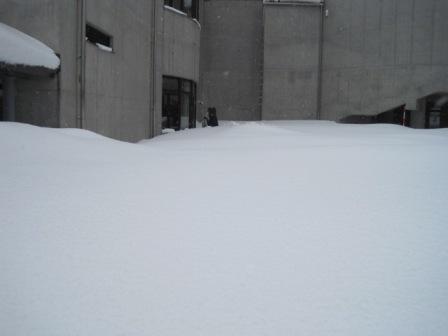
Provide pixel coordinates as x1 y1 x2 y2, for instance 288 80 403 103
162 77 197 131
424 94 448 129
164 0 199 19
86 24 113 51
0 79 3 121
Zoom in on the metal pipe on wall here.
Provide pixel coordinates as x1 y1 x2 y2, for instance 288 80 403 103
75 0 86 129
316 1 325 120
150 0 157 138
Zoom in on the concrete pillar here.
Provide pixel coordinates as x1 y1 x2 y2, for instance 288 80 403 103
2 76 16 122
151 0 164 137
412 97 427 129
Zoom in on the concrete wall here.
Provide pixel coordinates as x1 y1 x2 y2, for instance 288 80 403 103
0 0 163 141
199 0 263 121
1 0 162 142
57 0 78 129
262 3 322 120
162 7 201 83
84 0 154 142
201 0 448 122
321 0 448 121
5 0 448 134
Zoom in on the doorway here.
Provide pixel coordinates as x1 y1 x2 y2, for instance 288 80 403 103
162 76 196 131
416 93 448 129
0 78 3 121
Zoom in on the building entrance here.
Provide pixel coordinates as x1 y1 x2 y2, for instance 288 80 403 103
162 76 196 131
416 93 448 129
0 78 3 121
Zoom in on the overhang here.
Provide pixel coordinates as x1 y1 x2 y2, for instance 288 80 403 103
0 22 60 78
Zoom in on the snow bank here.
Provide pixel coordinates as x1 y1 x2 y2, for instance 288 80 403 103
0 23 60 70
1 121 448 335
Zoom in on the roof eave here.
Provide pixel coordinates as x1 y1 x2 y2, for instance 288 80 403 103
0 62 59 78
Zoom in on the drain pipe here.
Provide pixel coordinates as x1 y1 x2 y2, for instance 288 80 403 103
316 1 325 120
150 0 158 137
75 0 86 129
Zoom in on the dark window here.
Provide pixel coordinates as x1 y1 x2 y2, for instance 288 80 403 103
86 24 112 49
162 76 197 131
425 94 448 129
164 0 199 19
0 79 3 121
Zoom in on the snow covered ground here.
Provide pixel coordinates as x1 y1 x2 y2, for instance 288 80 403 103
1 121 448 335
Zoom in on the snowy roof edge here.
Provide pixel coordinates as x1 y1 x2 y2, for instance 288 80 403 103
0 22 60 75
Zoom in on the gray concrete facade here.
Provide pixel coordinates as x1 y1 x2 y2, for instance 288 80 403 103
0 0 158 141
83 1 153 141
321 0 448 122
262 2 322 120
163 7 201 83
200 0 448 123
2 0 447 139
199 0 263 121
1 0 201 142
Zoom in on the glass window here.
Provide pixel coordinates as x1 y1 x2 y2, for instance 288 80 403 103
86 24 113 49
173 0 182 9
182 80 191 93
180 93 190 130
162 76 196 131
165 0 199 19
164 77 179 92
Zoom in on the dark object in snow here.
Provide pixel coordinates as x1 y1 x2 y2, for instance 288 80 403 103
339 104 413 127
202 116 208 128
207 107 219 127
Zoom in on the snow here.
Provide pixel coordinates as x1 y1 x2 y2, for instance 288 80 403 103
0 22 60 70
95 42 113 53
1 120 448 335
164 5 187 16
162 128 176 134
193 18 201 28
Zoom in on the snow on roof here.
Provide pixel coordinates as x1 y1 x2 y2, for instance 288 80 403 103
0 22 60 72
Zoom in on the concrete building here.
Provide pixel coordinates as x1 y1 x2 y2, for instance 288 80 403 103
0 0 200 142
1 0 447 142
199 0 448 128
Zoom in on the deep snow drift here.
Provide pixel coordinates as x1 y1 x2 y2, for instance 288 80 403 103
1 121 448 335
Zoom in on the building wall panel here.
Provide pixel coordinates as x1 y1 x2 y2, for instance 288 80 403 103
262 3 322 120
